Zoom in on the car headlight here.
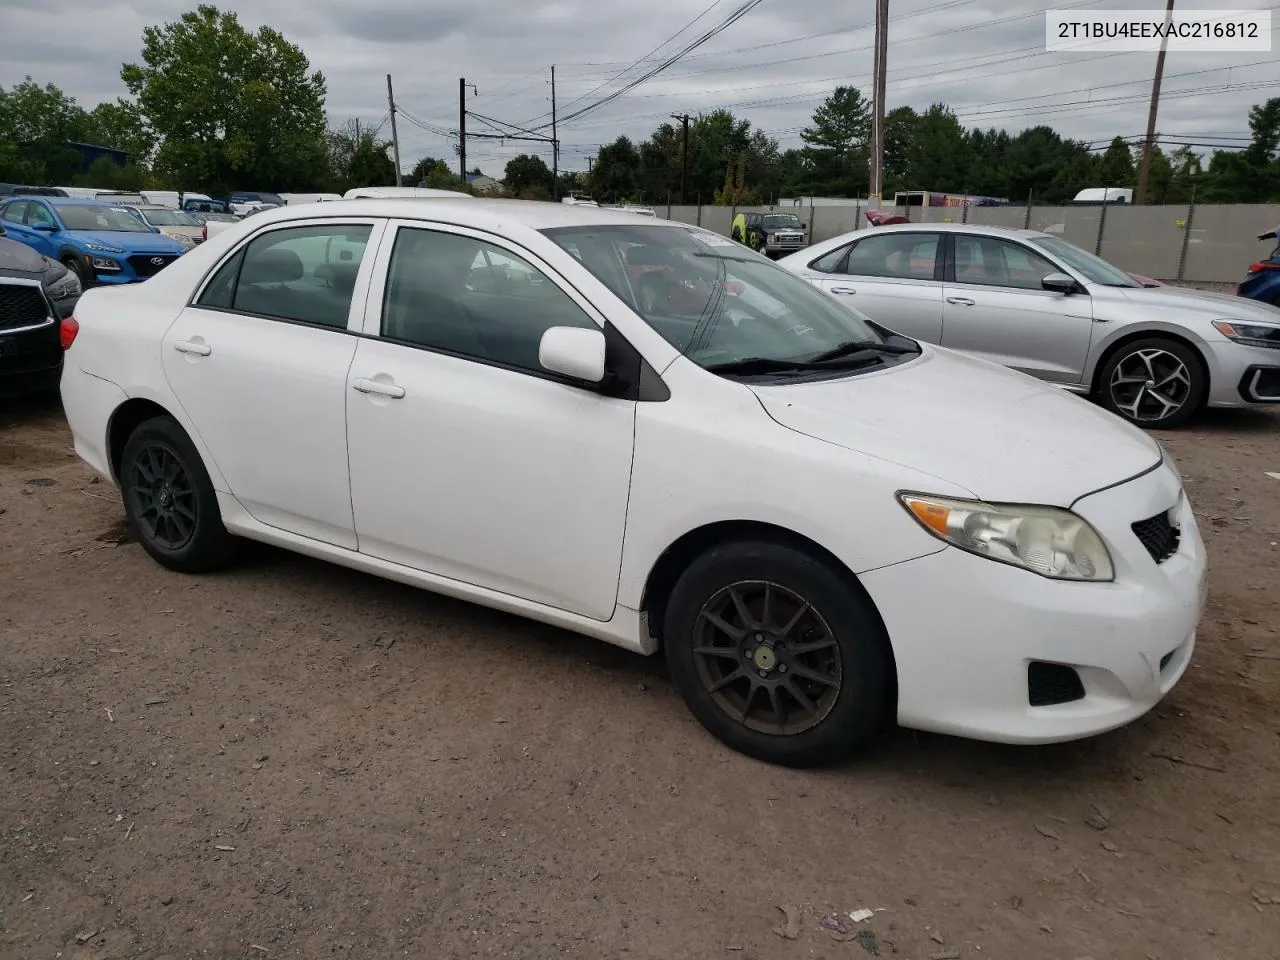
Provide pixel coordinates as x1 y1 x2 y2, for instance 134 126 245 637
90 256 121 271
899 493 1115 581
46 270 81 300
163 230 195 246
1211 319 1280 349
83 240 126 254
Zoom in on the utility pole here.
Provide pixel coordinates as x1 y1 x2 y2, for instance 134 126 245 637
386 74 403 186
551 65 559 200
459 78 467 181
869 0 889 208
1136 0 1174 204
672 113 691 204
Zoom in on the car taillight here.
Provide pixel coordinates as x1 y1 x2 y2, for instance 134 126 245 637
60 316 79 350
1248 261 1280 273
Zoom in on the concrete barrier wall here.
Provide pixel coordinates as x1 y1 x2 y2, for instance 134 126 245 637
652 201 1280 284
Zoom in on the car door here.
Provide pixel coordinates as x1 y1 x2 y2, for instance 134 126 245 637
162 218 385 548
816 230 944 342
23 201 61 257
345 220 636 622
941 233 1094 384
1 201 36 250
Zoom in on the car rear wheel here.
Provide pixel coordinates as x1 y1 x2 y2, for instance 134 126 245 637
120 415 238 573
1098 337 1205 429
663 540 891 767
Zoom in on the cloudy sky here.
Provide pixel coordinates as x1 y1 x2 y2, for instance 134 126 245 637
2 0 1276 179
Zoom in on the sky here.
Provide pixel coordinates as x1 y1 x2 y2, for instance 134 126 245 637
1 0 1276 180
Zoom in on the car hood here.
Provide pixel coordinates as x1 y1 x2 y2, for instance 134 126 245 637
0 236 49 277
749 346 1162 506
1099 284 1280 320
72 230 186 254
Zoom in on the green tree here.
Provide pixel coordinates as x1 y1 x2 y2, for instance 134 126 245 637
84 99 154 165
122 5 329 193
423 161 469 191
589 136 640 202
1096 136 1135 187
902 103 970 193
714 156 758 205
72 155 147 191
0 78 92 183
800 85 870 197
882 106 919 193
409 155 446 184
346 134 395 187
504 153 553 195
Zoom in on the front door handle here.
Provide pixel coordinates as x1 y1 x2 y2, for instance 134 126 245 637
946 296 975 306
829 285 857 295
352 377 406 399
173 340 211 356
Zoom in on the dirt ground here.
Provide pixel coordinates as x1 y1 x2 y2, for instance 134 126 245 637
1 395 1278 960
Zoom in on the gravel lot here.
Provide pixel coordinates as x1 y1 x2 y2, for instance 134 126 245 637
2 395 1279 960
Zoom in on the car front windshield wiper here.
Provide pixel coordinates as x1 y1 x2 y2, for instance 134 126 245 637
807 339 920 362
704 353 886 376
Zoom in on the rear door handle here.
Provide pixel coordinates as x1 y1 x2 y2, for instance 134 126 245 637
352 377 406 399
946 296 975 306
173 340 211 356
829 286 857 295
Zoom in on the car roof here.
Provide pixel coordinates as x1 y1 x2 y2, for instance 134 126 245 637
241 197 693 232
860 221 1052 241
39 196 116 206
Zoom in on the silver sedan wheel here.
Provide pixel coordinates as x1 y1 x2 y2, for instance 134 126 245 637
1108 347 1193 423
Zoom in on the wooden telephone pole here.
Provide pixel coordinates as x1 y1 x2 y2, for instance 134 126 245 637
1136 0 1175 204
672 114 691 203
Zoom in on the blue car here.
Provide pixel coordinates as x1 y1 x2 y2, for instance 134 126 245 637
1238 225 1280 307
0 196 187 287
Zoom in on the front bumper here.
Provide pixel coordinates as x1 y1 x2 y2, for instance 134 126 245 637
861 461 1205 744
1204 340 1280 407
0 318 62 397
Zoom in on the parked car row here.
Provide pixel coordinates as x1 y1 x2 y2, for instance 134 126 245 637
55 198 1208 767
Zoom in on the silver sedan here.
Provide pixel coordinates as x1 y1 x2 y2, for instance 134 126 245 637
778 223 1280 429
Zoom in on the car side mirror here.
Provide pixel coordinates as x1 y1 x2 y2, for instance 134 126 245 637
32 221 56 232
1042 272 1079 294
539 326 606 383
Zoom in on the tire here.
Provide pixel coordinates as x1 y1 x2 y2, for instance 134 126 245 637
120 415 238 573
663 539 891 767
731 227 743 243
1097 336 1206 429
62 255 91 288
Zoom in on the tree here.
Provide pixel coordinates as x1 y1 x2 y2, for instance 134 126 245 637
504 154 553 195
714 156 758 205
409 155 446 184
589 136 640 201
800 86 871 197
122 5 329 193
902 103 970 193
84 99 154 165
0 78 93 183
882 106 919 193
1096 136 1135 187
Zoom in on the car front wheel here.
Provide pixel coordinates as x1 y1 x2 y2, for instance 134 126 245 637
62 256 91 288
1098 337 1206 429
663 540 891 767
120 415 238 573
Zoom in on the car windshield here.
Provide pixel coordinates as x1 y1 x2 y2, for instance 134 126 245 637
142 208 200 226
56 204 153 232
762 214 802 230
1028 235 1139 287
542 224 914 375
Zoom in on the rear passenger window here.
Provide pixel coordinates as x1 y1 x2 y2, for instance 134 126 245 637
206 224 372 328
810 244 852 273
843 233 939 281
381 228 596 373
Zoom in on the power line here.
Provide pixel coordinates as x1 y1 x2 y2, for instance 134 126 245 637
539 0 769 130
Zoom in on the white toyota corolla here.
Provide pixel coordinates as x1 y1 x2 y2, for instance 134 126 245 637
58 199 1207 767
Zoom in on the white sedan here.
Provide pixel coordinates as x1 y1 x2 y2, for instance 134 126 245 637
59 199 1206 767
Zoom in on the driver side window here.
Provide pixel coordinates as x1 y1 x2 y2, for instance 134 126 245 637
380 228 596 374
27 203 56 228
